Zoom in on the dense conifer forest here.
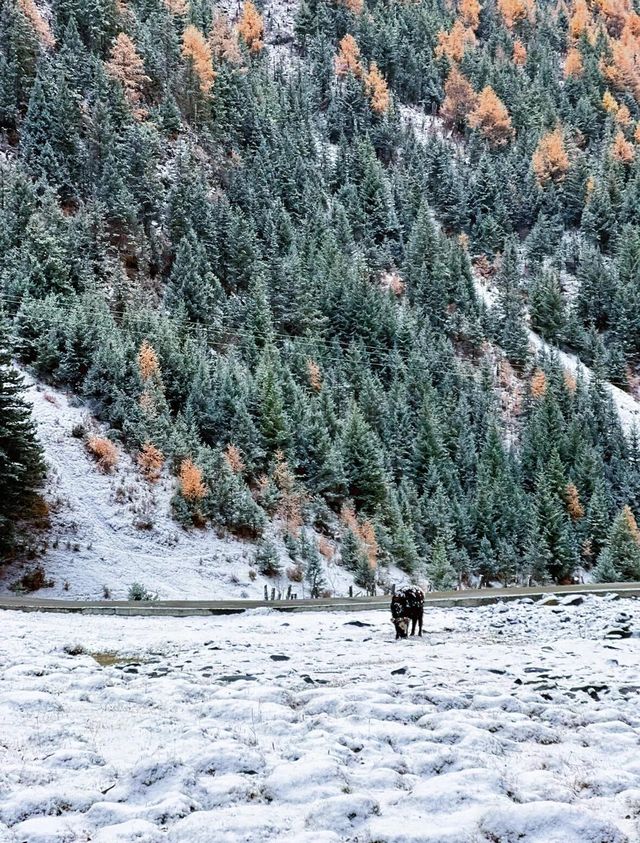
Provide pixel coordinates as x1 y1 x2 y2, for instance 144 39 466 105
3 0 640 586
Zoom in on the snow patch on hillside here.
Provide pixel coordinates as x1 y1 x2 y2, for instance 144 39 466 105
474 278 640 433
1 596 640 841
0 372 363 601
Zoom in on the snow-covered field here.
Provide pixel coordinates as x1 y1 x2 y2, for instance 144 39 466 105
2 596 640 842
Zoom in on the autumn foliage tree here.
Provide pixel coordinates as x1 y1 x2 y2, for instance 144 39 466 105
335 34 362 77
237 1 264 54
569 0 592 37
603 24 640 100
530 369 547 398
565 483 585 519
182 25 215 94
340 0 364 14
532 126 570 184
497 0 535 29
513 39 527 65
138 443 165 482
365 62 390 114
459 0 481 30
435 19 476 62
106 33 149 117
611 129 635 163
307 359 322 392
564 47 584 77
179 458 207 501
18 0 55 48
440 65 477 128
467 86 514 146
224 443 245 474
163 0 188 15
137 340 160 382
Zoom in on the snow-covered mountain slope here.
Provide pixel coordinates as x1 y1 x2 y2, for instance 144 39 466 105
474 278 640 433
1 596 639 841
0 372 363 601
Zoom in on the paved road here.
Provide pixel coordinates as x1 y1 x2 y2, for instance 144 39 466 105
1 582 639 616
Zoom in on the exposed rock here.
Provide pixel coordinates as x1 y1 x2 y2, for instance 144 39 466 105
538 595 560 606
561 595 585 606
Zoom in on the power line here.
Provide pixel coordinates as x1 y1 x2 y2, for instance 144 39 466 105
0 290 438 375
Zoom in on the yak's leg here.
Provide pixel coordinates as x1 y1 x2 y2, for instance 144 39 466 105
410 616 416 636
418 610 423 636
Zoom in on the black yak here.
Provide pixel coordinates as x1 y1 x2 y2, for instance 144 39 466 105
390 587 424 639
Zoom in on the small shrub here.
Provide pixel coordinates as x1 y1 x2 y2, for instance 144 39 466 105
102 584 111 599
86 436 119 472
127 582 156 601
11 565 54 593
286 564 304 582
63 643 86 656
134 514 154 530
137 443 165 482
71 423 86 439
248 568 257 581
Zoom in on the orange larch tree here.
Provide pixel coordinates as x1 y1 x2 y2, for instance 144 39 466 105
18 0 55 48
565 483 585 520
306 359 323 392
440 65 477 128
602 89 619 113
365 62 390 113
569 0 592 38
602 24 640 100
513 38 527 65
163 0 188 14
179 458 207 501
224 444 245 474
467 85 514 146
237 0 264 53
564 47 584 76
497 0 535 29
612 129 635 162
340 0 365 13
435 19 477 62
182 24 216 94
616 103 632 125
532 126 570 184
335 33 363 77
596 0 631 37
106 33 150 116
530 368 547 398
459 0 481 29
137 340 160 382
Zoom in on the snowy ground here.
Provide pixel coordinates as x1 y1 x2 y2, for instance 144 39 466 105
0 372 367 601
2 596 640 842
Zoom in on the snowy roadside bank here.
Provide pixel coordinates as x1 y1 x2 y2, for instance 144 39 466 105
1 597 640 842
